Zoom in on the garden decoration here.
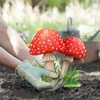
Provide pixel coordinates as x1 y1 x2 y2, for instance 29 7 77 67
28 28 87 90
61 36 86 76
29 28 66 71
52 36 87 88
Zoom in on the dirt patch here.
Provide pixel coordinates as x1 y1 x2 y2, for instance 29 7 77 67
76 60 100 72
0 60 100 100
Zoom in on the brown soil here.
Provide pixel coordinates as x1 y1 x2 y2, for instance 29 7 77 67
0 60 100 100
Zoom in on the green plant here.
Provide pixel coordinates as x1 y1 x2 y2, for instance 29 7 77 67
42 76 52 82
42 62 83 88
63 67 82 87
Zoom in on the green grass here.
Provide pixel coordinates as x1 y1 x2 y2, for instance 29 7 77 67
42 76 52 82
63 67 82 88
42 66 83 88
42 63 83 88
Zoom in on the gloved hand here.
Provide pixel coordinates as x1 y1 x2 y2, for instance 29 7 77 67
15 60 58 90
48 59 64 91
28 56 64 91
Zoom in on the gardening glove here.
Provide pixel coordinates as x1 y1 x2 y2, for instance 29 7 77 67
29 56 64 91
28 55 44 67
47 59 64 91
15 60 58 90
47 79 63 91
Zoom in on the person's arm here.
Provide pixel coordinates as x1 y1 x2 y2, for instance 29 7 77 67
0 46 21 69
0 15 30 61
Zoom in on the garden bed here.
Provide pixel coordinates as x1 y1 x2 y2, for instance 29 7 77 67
0 60 100 100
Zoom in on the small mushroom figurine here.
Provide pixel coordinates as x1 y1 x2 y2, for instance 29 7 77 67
61 36 86 76
29 28 66 71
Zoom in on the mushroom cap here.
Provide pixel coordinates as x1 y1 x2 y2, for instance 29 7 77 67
29 28 66 55
62 36 86 59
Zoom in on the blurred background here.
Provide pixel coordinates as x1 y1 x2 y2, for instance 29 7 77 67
0 0 100 44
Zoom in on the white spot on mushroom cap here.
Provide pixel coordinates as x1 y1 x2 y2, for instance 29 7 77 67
45 46 47 48
34 37 36 40
52 47 54 49
59 38 61 40
81 51 83 53
73 51 75 53
69 49 71 52
84 54 86 56
59 45 61 47
41 45 43 47
77 52 79 54
43 42 45 44
50 43 52 45
37 48 40 50
56 48 58 50
57 34 59 36
66 50 68 52
70 43 72 45
43 51 45 52
73 39 75 41
79 55 81 57
61 41 63 43
38 51 40 54
33 45 35 47
75 48 77 50
83 46 85 48
39 42 41 44
78 42 80 44
54 39 56 41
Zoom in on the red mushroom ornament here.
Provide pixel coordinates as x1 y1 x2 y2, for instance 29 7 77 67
61 36 86 76
29 28 66 71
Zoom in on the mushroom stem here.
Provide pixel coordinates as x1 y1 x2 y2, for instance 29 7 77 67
42 52 56 71
61 61 70 76
44 61 55 70
61 55 74 76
